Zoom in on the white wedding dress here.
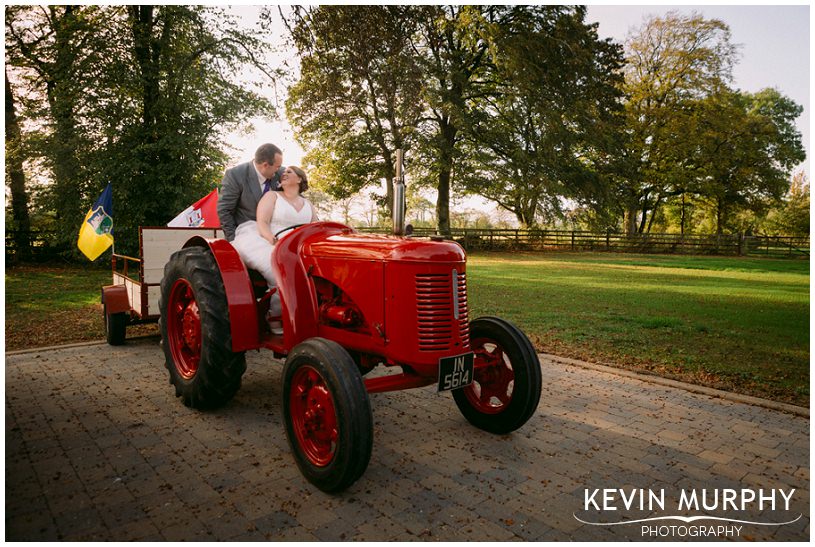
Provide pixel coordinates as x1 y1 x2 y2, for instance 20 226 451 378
232 195 314 289
269 196 314 240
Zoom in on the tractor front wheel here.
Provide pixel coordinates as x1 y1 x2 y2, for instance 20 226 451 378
283 338 373 492
452 316 542 434
159 246 246 409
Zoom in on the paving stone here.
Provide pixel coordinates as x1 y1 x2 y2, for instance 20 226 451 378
5 510 59 541
352 512 411 541
252 509 299 537
106 518 162 541
160 519 213 541
311 516 359 541
4 340 809 541
52 506 107 538
388 507 440 537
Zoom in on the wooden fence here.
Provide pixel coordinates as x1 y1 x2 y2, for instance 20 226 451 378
6 227 809 262
5 230 68 263
357 227 810 258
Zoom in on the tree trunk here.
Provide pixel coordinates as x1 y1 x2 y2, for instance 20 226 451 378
638 203 648 233
129 6 160 138
514 195 538 229
716 199 726 235
624 204 638 235
382 148 394 219
47 6 84 234
435 120 456 236
646 196 662 233
5 72 32 260
436 168 451 236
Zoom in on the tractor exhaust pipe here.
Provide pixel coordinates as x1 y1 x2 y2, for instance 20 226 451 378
393 149 405 236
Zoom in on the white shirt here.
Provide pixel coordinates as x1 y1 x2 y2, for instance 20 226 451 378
252 162 267 193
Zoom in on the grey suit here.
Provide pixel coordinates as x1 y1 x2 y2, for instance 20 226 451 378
217 161 284 241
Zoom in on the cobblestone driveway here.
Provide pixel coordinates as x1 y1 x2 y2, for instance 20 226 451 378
6 338 809 541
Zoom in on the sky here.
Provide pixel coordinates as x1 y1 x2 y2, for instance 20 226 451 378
224 4 811 211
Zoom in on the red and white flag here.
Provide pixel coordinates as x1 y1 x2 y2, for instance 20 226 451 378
167 189 220 228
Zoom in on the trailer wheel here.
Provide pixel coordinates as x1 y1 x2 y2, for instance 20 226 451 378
104 303 127 346
452 316 542 434
283 338 373 493
159 246 246 409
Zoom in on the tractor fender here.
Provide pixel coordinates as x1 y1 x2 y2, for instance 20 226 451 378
101 284 130 314
272 222 350 348
182 236 260 352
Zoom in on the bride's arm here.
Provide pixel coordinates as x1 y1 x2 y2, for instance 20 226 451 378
257 192 278 244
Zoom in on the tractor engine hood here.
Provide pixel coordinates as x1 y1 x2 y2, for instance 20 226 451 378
301 230 465 263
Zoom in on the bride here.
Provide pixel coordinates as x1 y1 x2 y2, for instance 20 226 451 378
230 166 317 333
256 165 318 248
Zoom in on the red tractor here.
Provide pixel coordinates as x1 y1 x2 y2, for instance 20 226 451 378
159 154 541 492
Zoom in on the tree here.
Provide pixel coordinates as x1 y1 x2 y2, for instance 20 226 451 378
285 6 509 235
766 171 809 236
407 6 499 235
618 11 738 234
457 6 625 228
104 6 274 251
406 185 435 227
285 6 624 234
6 6 275 254
5 69 32 259
692 89 805 234
284 6 423 218
6 6 111 244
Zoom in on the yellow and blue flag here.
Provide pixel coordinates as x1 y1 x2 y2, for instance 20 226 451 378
77 183 114 261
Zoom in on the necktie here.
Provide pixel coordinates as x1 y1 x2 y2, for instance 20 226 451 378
262 178 273 194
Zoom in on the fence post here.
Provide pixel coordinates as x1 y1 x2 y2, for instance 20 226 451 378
606 229 611 251
737 232 744 256
571 230 575 251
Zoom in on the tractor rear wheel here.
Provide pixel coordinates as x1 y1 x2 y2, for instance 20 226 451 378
452 316 542 434
283 338 373 492
159 246 246 409
104 303 127 346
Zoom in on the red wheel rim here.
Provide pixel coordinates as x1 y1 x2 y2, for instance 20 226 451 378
289 365 339 467
464 336 515 414
167 278 201 380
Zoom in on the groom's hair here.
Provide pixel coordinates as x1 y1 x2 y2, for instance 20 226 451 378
255 143 282 164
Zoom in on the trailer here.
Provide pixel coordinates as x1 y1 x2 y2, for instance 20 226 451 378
101 226 224 345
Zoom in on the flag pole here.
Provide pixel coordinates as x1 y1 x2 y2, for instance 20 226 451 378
111 182 115 256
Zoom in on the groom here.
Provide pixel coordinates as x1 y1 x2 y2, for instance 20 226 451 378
217 143 285 332
217 143 285 242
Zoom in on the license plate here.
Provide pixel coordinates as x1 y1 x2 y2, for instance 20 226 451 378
437 352 474 392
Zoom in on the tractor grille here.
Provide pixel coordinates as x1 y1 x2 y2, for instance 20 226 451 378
416 271 469 352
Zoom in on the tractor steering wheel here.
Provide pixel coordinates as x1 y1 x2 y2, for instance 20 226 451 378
275 224 307 240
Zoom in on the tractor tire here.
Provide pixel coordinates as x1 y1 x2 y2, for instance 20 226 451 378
159 246 246 409
283 338 373 493
452 316 542 434
104 303 127 346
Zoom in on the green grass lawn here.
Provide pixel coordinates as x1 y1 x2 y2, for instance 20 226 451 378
466 252 809 406
6 264 110 315
5 253 809 405
5 264 157 350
